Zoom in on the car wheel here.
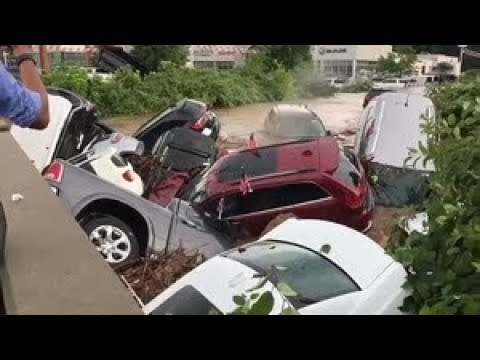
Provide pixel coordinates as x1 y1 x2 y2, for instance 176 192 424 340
81 215 140 267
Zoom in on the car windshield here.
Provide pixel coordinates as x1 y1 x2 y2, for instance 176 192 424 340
278 116 326 138
224 240 359 309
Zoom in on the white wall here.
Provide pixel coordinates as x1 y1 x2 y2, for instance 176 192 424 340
356 45 392 61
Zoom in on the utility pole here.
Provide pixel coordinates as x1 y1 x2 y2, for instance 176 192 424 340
39 45 50 74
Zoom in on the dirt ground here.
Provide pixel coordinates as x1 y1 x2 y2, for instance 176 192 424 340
106 93 405 248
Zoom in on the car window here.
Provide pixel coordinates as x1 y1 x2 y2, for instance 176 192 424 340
209 183 330 218
277 115 326 138
149 285 222 315
224 240 359 309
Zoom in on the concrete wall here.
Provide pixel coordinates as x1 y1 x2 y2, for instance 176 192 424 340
0 131 142 315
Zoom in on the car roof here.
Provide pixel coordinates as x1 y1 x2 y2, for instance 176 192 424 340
365 92 435 171
273 104 312 116
260 219 394 289
204 137 339 192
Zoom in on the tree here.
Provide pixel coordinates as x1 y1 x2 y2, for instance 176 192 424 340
376 46 417 76
260 45 312 70
131 45 188 70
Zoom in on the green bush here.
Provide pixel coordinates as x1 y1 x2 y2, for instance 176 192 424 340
43 57 299 118
391 79 480 315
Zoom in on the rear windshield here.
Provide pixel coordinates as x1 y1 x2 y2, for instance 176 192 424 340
224 240 359 309
277 116 326 138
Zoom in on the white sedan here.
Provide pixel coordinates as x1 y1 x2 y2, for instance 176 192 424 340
143 219 409 315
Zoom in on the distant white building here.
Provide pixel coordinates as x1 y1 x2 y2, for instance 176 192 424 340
310 45 393 79
414 54 460 77
187 45 250 69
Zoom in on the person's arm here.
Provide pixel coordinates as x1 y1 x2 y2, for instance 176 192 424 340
11 45 49 129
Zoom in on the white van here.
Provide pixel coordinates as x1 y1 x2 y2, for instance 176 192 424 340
354 92 435 206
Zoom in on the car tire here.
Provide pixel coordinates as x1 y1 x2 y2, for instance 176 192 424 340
81 215 140 268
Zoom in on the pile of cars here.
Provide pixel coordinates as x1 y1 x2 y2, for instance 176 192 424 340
9 84 434 314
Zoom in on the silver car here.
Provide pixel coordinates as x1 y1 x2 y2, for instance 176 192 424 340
44 157 234 267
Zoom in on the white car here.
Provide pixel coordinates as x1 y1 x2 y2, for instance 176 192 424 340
143 219 409 315
65 145 144 196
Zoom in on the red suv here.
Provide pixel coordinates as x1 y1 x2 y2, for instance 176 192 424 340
190 137 374 237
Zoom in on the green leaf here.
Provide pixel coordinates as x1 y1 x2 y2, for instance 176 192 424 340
249 291 274 315
436 216 448 226
280 307 299 315
320 244 331 254
463 299 480 315
444 204 457 214
277 282 298 297
233 295 246 306
453 127 461 139
472 262 480 273
446 247 460 256
250 293 260 300
441 284 453 296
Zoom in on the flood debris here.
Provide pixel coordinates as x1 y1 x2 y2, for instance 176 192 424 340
116 249 205 304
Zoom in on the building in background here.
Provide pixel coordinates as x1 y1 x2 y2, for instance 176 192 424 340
413 54 460 77
310 45 392 79
188 45 250 69
30 45 98 67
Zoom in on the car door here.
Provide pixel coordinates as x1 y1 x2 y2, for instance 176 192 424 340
224 182 338 237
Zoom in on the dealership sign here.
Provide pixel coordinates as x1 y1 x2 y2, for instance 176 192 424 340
314 45 356 60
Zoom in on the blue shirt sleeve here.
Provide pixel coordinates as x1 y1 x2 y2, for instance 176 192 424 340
0 64 42 128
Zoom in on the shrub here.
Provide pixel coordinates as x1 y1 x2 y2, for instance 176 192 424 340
391 79 480 315
44 60 298 117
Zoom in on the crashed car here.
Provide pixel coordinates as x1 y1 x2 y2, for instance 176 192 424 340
43 156 234 267
11 88 114 172
354 92 435 207
63 145 144 196
257 104 331 146
10 88 220 171
133 99 221 152
190 137 374 238
144 219 409 315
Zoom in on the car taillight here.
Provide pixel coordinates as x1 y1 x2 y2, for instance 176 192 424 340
122 170 135 182
190 114 207 130
344 188 364 209
44 161 64 183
